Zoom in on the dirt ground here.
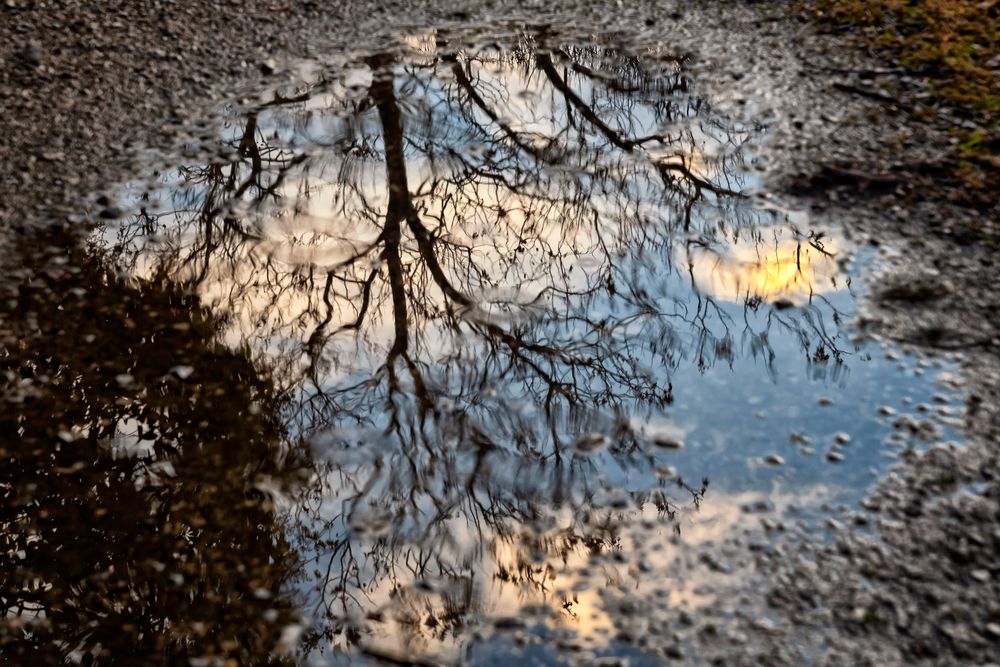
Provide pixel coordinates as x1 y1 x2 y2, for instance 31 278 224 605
2 1 997 664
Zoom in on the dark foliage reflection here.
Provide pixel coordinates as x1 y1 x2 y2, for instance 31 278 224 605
1 231 303 664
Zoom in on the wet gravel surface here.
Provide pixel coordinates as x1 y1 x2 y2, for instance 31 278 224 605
2 1 998 664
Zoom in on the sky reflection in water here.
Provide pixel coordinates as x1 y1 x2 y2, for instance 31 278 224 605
102 38 962 663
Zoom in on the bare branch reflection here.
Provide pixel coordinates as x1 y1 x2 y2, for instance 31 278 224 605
107 38 849 659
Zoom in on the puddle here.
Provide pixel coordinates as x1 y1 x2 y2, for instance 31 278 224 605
19 36 966 663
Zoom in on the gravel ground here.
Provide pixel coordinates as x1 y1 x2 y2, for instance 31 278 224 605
2 1 998 664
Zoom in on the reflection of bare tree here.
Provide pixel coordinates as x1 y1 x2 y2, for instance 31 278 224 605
109 39 843 657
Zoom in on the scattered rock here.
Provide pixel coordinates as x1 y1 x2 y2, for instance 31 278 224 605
742 500 774 513
169 365 194 380
655 464 679 478
789 432 811 445
574 432 609 455
653 435 684 449
970 569 990 583
16 41 41 67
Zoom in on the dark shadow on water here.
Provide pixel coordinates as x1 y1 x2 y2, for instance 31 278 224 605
1 229 304 664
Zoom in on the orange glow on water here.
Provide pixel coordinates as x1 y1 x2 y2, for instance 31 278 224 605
689 231 841 305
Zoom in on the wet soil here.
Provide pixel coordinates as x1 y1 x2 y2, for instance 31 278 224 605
2 1 998 665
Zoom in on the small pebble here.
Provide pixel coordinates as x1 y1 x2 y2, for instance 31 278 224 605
17 42 41 67
575 433 609 455
653 436 684 449
826 451 844 463
655 464 679 478
169 365 194 380
742 500 774 513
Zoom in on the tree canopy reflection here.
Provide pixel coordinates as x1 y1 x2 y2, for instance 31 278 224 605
1 230 303 664
108 38 849 659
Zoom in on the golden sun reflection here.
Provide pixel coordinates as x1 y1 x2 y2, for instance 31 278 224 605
687 229 843 305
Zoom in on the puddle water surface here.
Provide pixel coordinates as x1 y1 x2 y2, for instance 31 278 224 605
19 37 965 664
